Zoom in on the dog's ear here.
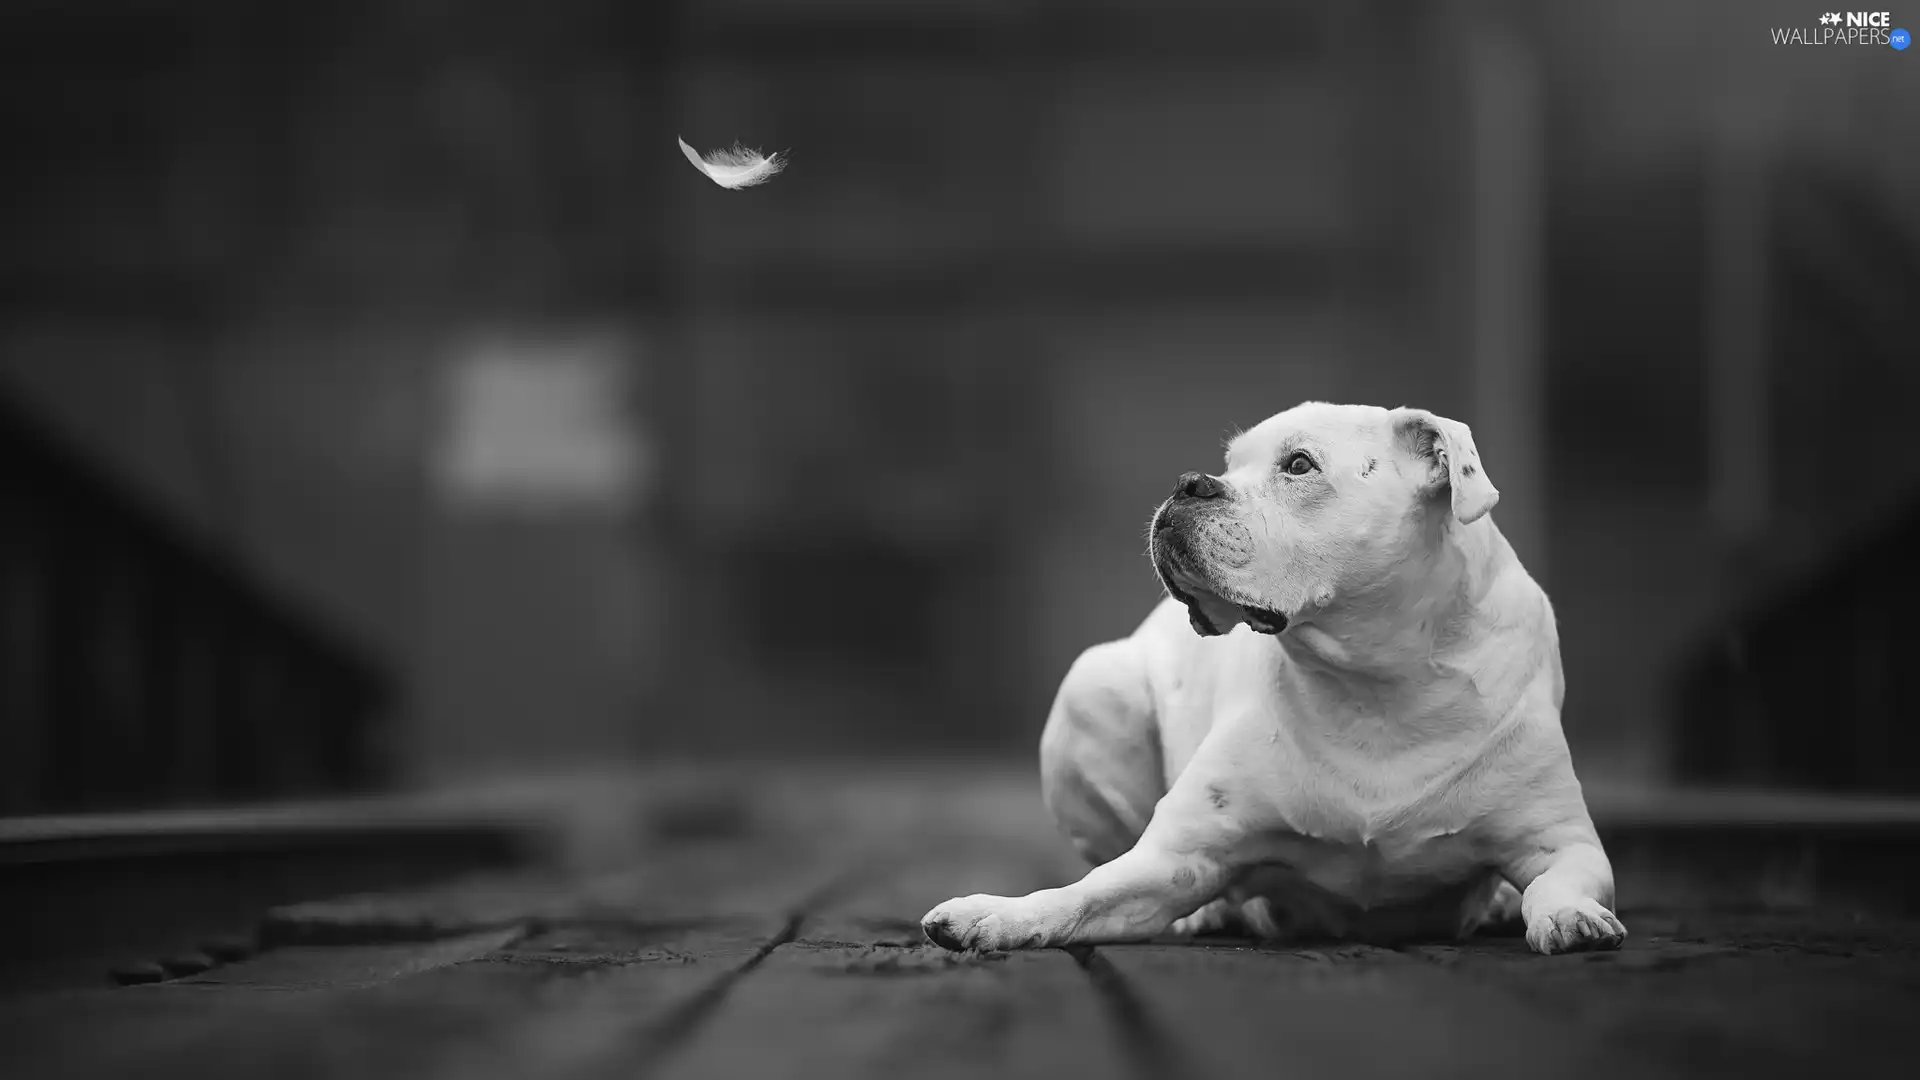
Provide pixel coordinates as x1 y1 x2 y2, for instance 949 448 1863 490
1391 408 1499 524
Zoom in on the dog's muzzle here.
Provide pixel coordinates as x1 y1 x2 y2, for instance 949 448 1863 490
1151 501 1288 637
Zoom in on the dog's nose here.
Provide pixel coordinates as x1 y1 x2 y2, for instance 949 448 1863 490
1175 472 1226 500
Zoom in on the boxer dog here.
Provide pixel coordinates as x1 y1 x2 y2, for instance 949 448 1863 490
922 402 1623 955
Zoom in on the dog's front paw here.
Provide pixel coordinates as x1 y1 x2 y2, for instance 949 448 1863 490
921 894 1056 952
1525 897 1626 955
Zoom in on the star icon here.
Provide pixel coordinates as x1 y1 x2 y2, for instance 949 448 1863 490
1821 12 1841 24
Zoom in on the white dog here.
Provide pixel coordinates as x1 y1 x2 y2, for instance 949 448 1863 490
922 402 1623 956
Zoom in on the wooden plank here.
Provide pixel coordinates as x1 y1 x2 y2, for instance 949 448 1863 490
422 919 792 1080
654 804 1115 1080
1100 941 1681 1080
0 917 792 1080
655 943 1128 1080
0 811 849 1080
256 828 851 944
171 928 524 990
1400 923 1920 1077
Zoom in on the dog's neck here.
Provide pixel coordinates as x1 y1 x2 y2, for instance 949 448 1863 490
1265 517 1522 756
1279 515 1510 681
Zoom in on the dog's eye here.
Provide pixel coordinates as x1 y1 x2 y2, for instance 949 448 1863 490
1282 452 1316 476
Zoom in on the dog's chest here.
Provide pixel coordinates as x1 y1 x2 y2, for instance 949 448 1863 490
1253 781 1490 906
1266 826 1478 904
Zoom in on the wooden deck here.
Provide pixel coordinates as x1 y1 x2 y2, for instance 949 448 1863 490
4 763 1918 1078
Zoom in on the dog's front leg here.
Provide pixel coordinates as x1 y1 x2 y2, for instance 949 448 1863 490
920 838 1229 951
922 774 1244 951
1497 815 1626 955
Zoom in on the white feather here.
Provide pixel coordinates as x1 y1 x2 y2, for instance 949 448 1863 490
678 136 786 190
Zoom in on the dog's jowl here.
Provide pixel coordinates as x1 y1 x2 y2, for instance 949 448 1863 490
922 402 1624 956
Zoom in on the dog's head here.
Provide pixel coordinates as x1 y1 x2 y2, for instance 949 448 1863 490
1149 402 1499 638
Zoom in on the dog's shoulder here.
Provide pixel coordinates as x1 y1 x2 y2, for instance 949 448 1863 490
1432 535 1563 718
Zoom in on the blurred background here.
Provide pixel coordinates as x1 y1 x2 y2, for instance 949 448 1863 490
2 0 1917 820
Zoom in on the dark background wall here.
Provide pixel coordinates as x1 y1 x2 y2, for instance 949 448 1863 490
2 0 1915 806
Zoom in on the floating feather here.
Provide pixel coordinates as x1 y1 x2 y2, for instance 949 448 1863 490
677 136 786 190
